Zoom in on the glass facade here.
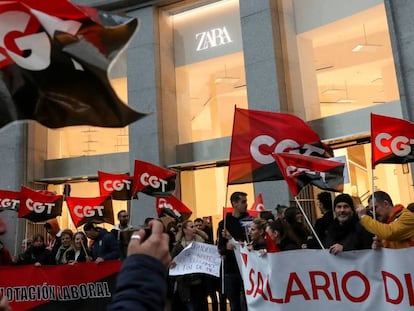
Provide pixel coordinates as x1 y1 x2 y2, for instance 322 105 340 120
295 2 399 120
172 0 247 144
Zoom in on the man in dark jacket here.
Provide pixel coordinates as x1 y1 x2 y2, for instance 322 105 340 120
108 220 170 311
325 193 373 255
218 191 253 311
84 222 120 263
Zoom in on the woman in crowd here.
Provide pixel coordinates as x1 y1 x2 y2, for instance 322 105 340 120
282 207 311 250
63 231 91 264
55 229 73 264
171 220 208 311
266 220 285 252
247 218 267 251
16 234 54 265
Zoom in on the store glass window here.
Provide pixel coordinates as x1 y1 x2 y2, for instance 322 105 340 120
180 166 254 240
294 3 399 120
46 52 129 159
172 0 247 144
333 143 414 206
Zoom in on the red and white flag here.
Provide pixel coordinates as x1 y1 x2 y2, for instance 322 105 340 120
250 193 265 212
156 196 192 221
98 171 133 200
227 108 332 185
273 153 344 196
18 186 63 222
132 160 176 197
66 196 114 227
0 0 147 129
0 189 20 211
371 113 414 167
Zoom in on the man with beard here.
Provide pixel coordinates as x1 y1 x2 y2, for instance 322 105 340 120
357 191 414 249
324 193 373 255
111 210 134 259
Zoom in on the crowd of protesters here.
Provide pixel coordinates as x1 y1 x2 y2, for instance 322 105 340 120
1 189 414 311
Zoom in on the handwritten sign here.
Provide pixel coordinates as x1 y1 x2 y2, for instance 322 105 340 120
169 242 221 277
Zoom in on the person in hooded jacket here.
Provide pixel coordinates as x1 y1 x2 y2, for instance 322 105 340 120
324 193 373 255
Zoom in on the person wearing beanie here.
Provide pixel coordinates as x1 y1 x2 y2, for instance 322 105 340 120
324 193 373 255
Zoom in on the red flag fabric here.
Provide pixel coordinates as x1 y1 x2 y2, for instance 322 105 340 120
18 186 63 222
66 196 114 227
371 113 414 167
0 189 20 211
156 196 192 221
250 193 265 212
228 108 332 184
0 0 147 129
0 260 121 310
132 160 176 197
272 153 344 196
265 231 281 253
98 171 133 200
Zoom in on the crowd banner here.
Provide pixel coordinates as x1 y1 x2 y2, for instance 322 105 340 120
235 245 414 311
0 261 121 310
169 241 221 277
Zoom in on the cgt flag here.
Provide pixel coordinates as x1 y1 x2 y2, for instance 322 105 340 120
132 160 176 197
18 186 63 222
250 193 265 212
228 108 332 185
156 196 192 221
98 171 133 200
0 0 147 129
273 153 345 196
66 196 114 227
371 113 414 167
0 189 20 211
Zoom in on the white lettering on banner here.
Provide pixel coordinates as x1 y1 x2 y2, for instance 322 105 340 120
103 179 131 192
250 135 325 165
0 10 81 71
169 242 221 277
286 166 326 182
140 173 167 192
73 205 104 218
195 27 232 51
0 198 19 210
375 132 414 157
234 245 414 311
26 199 54 214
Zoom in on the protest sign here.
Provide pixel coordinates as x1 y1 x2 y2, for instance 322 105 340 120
0 260 120 310
235 245 414 311
169 241 221 277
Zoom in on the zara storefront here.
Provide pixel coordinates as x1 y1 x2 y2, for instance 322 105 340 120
1 0 414 250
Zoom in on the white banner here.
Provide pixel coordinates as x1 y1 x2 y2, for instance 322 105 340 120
235 245 414 311
169 241 221 277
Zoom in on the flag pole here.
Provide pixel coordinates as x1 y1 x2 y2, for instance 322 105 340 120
294 196 325 250
371 168 376 220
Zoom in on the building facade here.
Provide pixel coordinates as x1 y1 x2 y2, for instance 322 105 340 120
1 0 414 252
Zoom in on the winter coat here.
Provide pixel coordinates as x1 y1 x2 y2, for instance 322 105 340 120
361 206 414 249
